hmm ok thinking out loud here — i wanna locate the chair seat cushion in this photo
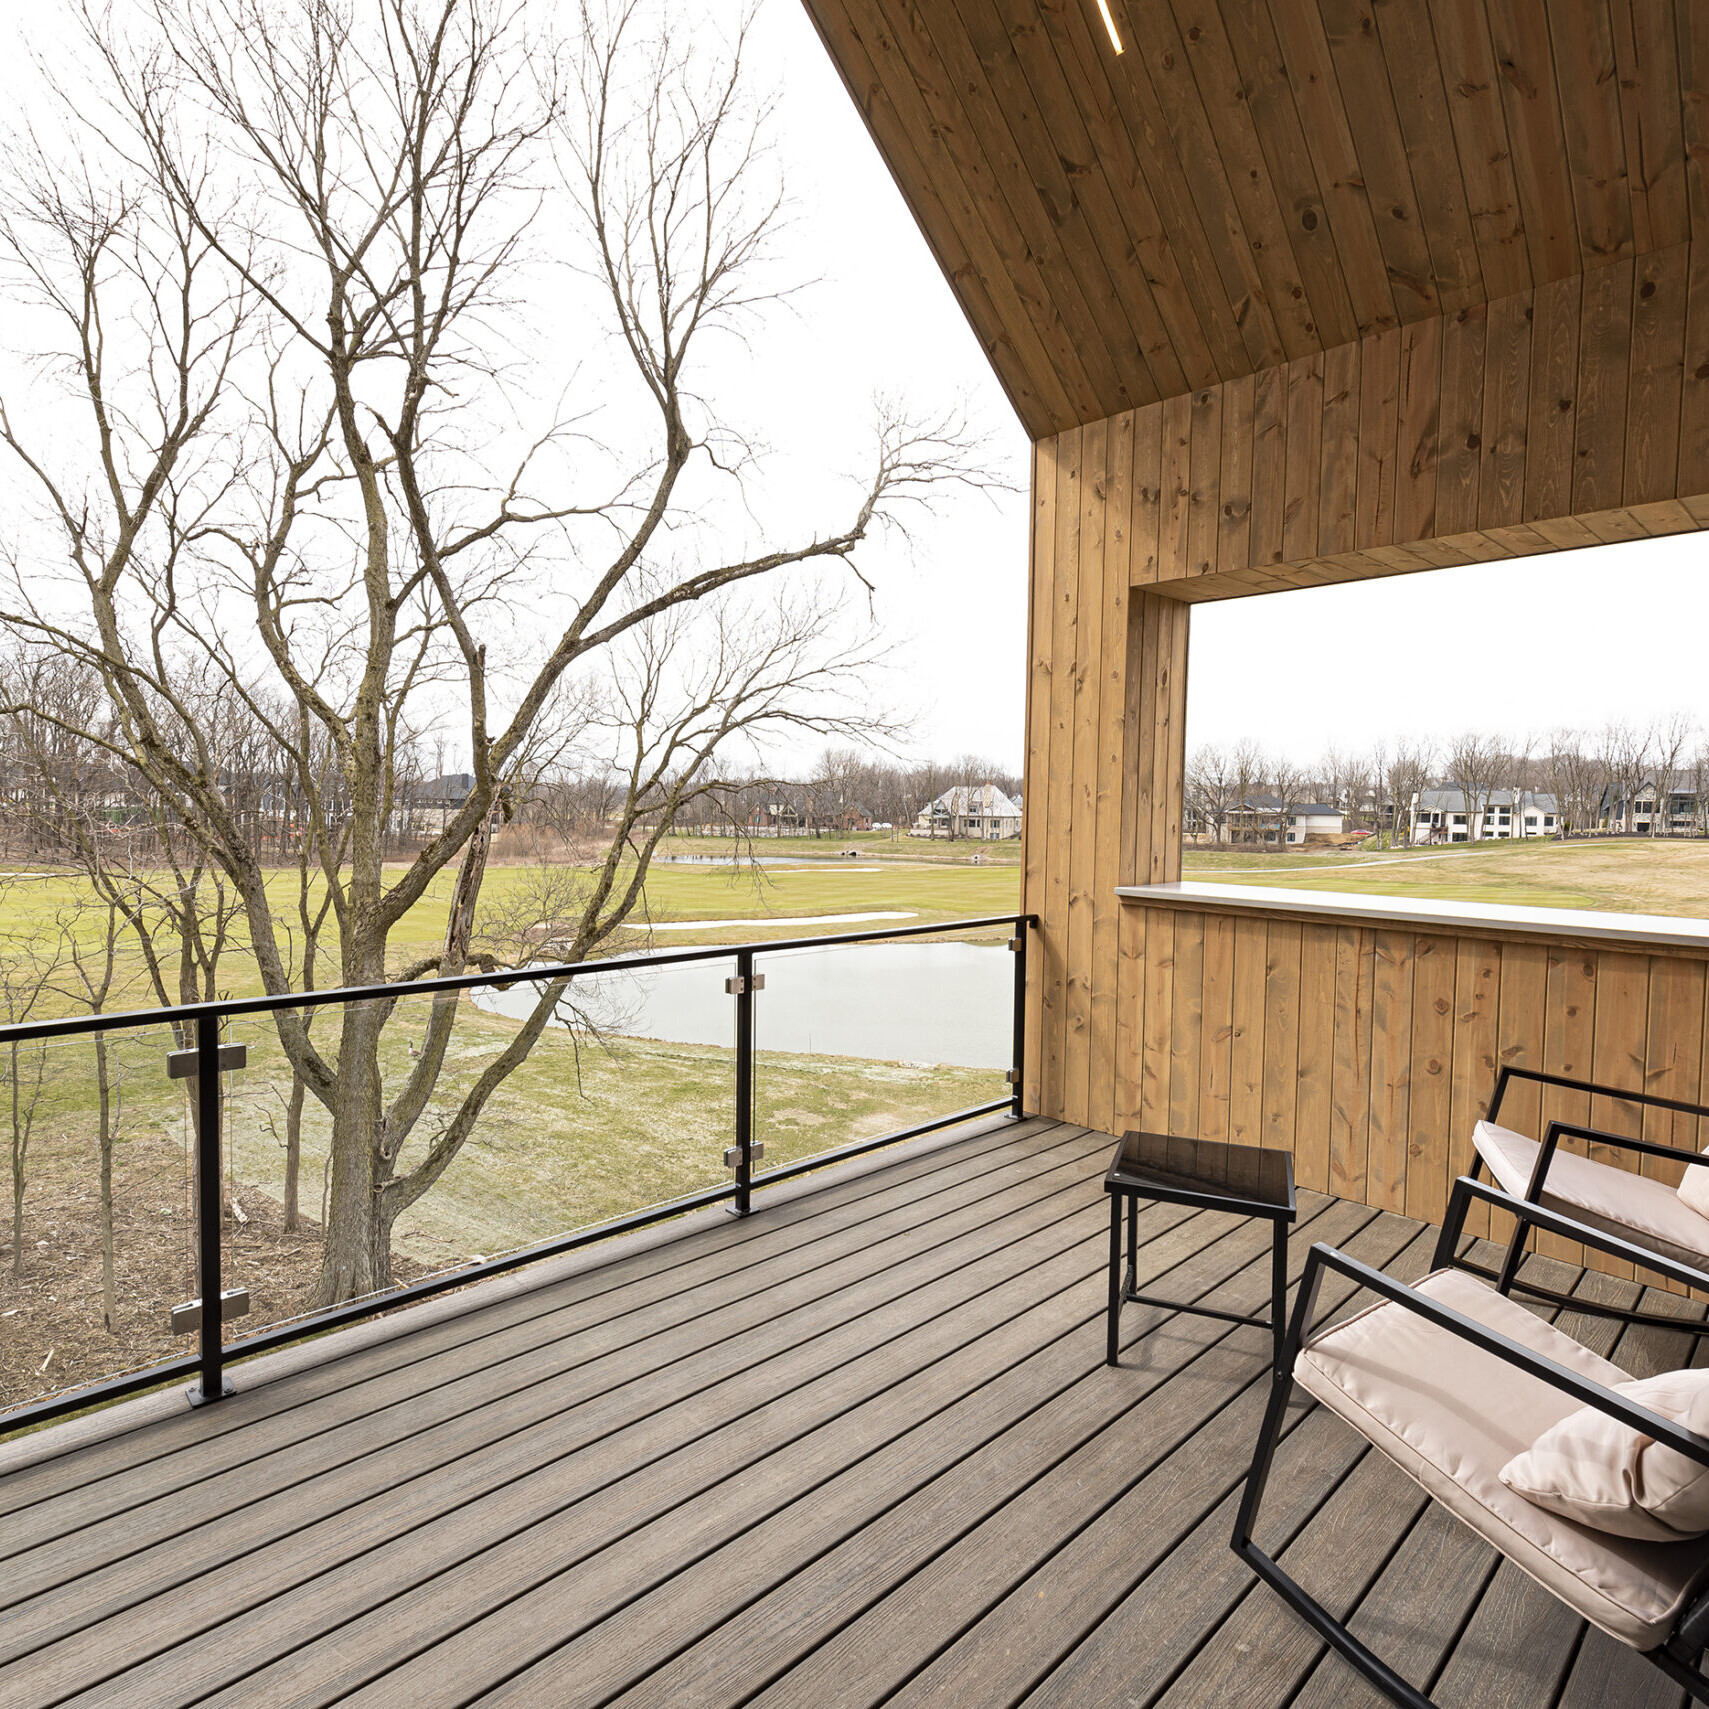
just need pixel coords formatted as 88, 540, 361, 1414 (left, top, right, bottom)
1294, 1268, 1709, 1648
1473, 1120, 1709, 1272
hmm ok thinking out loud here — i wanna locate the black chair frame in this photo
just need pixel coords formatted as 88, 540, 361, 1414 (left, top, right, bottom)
1446, 1065, 1709, 1337
1233, 1181, 1709, 1708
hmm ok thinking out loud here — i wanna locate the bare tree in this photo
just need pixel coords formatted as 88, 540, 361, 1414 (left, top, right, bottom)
1269, 756, 1305, 850
1651, 711, 1696, 838
1186, 744, 1235, 845
1445, 732, 1504, 842
51, 893, 141, 1331
0, 918, 65, 1279
1383, 740, 1434, 847
1545, 730, 1600, 839
1597, 721, 1650, 833
0, 1, 986, 1303
1229, 739, 1265, 846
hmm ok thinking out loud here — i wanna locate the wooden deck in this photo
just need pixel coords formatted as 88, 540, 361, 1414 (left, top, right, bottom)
0, 1114, 1700, 1709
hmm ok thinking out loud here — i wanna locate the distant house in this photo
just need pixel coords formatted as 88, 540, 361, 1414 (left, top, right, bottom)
1599, 780, 1699, 835
910, 784, 1022, 841
1224, 795, 1347, 847
1408, 788, 1558, 844
389, 772, 479, 838
748, 798, 804, 834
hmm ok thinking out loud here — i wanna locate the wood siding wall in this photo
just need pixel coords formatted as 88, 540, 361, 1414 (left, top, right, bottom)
1116, 897, 1709, 1279
1105, 243, 1709, 600
1016, 248, 1709, 1259
1018, 423, 1189, 1133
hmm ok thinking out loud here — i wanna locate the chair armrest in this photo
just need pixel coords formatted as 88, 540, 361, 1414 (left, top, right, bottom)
1547, 1120, 1707, 1168
1519, 1118, 1707, 1204
1441, 1174, 1709, 1296
1296, 1241, 1709, 1470
1489, 1065, 1709, 1126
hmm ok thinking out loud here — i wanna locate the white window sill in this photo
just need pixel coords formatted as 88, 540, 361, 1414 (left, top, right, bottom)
1114, 881, 1709, 953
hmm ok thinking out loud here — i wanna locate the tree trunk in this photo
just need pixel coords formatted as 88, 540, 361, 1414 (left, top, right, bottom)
307, 1000, 390, 1307
283, 1072, 305, 1233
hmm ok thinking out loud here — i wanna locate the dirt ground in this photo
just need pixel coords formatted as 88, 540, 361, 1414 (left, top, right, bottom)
0, 1128, 425, 1420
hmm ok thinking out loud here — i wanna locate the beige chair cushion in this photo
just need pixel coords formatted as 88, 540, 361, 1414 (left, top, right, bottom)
1295, 1267, 1709, 1648
1502, 1370, 1709, 1541
1473, 1120, 1709, 1272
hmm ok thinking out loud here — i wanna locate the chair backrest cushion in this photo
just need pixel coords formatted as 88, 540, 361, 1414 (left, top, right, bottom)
1501, 1369, 1709, 1541
1678, 1156, 1709, 1220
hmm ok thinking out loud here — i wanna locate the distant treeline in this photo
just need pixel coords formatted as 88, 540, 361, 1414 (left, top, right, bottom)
1187, 714, 1708, 843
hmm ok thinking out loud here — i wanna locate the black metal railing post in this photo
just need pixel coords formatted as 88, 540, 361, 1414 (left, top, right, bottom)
733, 947, 755, 1216
192, 1011, 227, 1406
1009, 918, 1027, 1120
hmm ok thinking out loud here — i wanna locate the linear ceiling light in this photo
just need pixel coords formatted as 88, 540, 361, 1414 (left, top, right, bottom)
1094, 0, 1123, 54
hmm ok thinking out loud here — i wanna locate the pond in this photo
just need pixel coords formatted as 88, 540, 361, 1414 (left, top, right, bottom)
473, 939, 1012, 1070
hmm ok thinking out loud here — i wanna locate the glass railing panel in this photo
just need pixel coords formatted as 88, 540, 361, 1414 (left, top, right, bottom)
751, 929, 1012, 1176
0, 1021, 193, 1418
222, 955, 739, 1340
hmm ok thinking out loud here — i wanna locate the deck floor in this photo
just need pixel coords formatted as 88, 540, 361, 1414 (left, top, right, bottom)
0, 1115, 1701, 1708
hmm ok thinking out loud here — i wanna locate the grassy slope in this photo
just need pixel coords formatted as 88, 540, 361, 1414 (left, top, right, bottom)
1179, 837, 1709, 916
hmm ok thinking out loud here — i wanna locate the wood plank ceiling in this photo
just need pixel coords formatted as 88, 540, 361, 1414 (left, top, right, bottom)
801, 0, 1708, 439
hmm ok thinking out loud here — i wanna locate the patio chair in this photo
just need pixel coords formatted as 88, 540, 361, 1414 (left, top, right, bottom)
1232, 1180, 1709, 1709
1445, 1065, 1709, 1336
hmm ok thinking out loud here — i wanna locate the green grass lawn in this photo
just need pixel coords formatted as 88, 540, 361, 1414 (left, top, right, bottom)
1180, 837, 1709, 917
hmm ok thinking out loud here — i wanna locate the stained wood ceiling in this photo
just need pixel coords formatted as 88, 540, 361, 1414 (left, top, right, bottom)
802, 0, 1708, 438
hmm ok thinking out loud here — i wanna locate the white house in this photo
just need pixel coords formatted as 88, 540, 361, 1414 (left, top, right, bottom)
1224, 795, 1347, 846
1409, 788, 1558, 844
1599, 780, 1699, 835
910, 784, 1023, 840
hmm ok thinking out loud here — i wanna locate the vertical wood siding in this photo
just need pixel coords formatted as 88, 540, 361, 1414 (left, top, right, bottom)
1095, 243, 1709, 602
1114, 900, 1709, 1281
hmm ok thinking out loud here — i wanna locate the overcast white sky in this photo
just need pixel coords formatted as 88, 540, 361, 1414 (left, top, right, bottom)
5, 0, 1707, 776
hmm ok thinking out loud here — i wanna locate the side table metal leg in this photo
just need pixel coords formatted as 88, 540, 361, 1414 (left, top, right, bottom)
1272, 1217, 1289, 1377
1125, 1194, 1138, 1297
1107, 1194, 1123, 1367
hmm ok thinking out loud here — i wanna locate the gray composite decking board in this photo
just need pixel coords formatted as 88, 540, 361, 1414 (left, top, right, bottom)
40, 1190, 1208, 1709
1428, 1557, 1586, 1707
1, 1132, 1135, 1705
1150, 1440, 1431, 1708
0, 1124, 1115, 1631
0, 1127, 1121, 1674
908, 1223, 1436, 1709
466, 1197, 1368, 1709
205, 1195, 1338, 1709
4, 1195, 1211, 1692
0, 1115, 1063, 1523
0, 1117, 1084, 1549
715, 1216, 1423, 1709
9, 1209, 1210, 1709
1285, 1504, 1500, 1709
601, 1196, 1361, 1709
1555, 1631, 1688, 1708
0, 1117, 1676, 1709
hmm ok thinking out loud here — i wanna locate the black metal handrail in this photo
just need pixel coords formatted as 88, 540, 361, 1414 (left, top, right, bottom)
1, 911, 1035, 1437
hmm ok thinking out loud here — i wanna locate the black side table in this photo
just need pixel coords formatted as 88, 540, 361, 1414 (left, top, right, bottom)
1105, 1130, 1297, 1375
